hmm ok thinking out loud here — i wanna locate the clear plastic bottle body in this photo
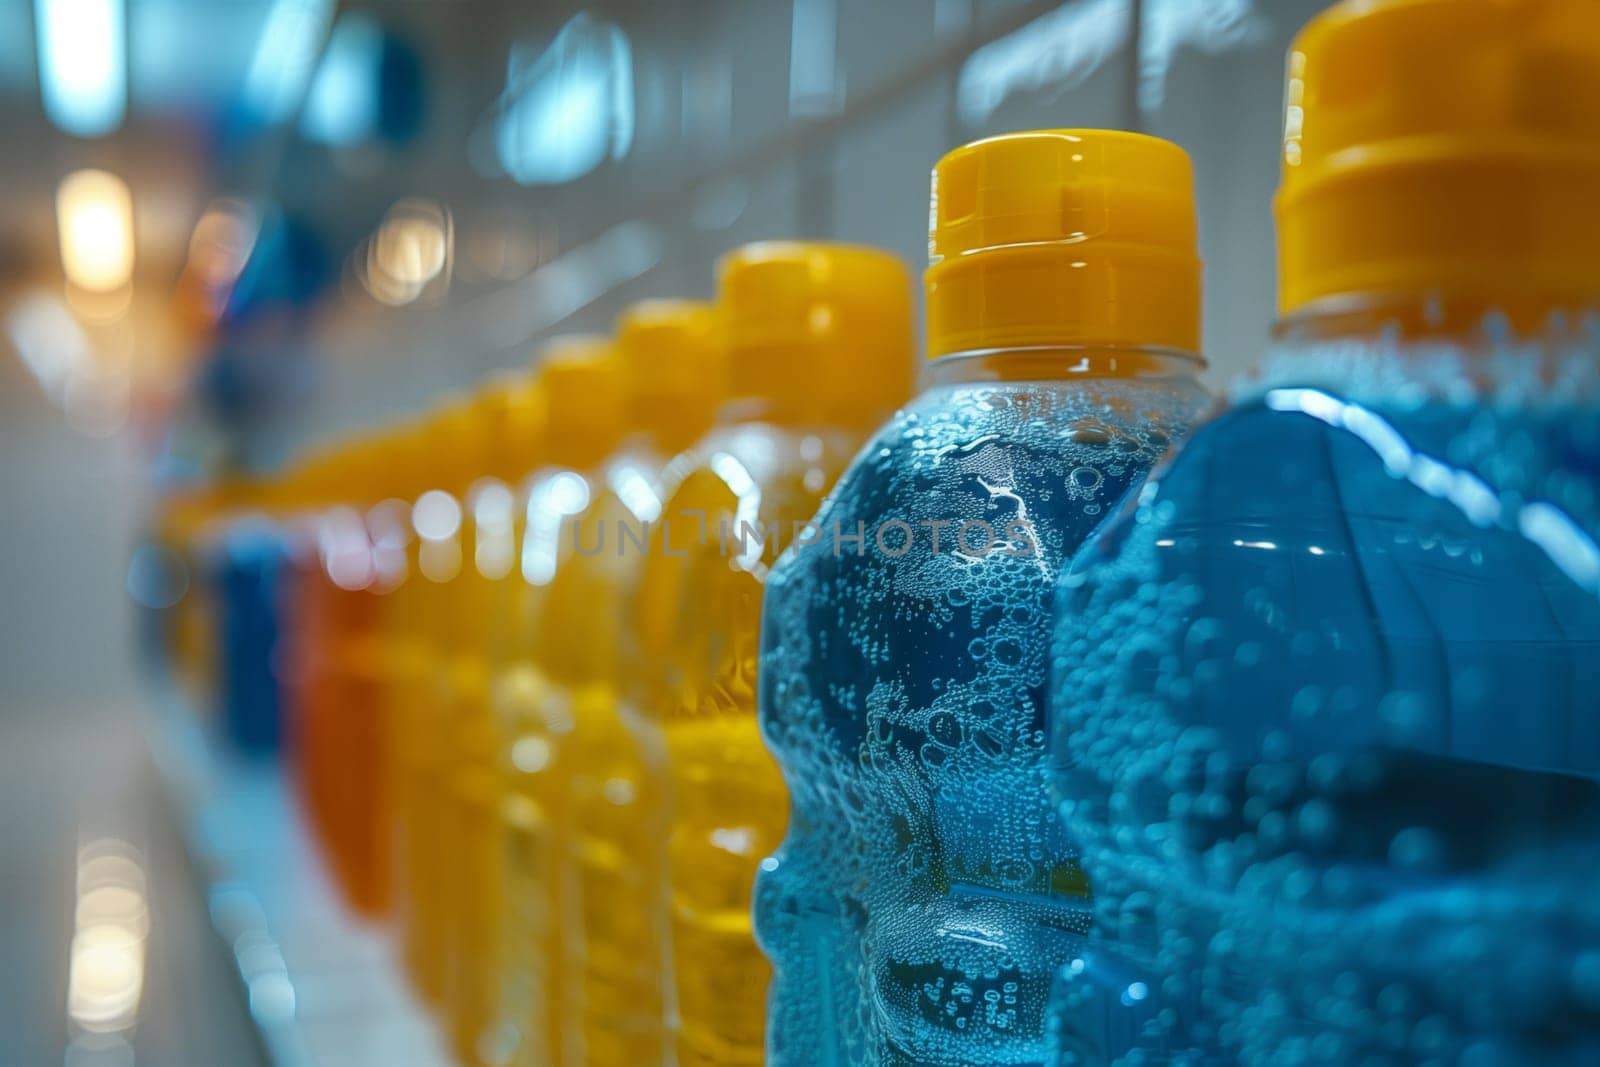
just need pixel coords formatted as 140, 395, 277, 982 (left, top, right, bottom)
487, 464, 570, 1067
532, 441, 676, 1067
391, 499, 463, 999
640, 415, 873, 1066
169, 526, 221, 711
441, 477, 518, 1066
756, 350, 1208, 1066
1047, 303, 1600, 1066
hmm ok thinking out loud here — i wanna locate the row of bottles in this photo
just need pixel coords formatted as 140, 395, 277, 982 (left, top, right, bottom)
148, 1, 1600, 1063
156, 240, 918, 1066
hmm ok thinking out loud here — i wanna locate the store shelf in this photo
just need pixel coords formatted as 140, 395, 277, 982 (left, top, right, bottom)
149, 698, 452, 1067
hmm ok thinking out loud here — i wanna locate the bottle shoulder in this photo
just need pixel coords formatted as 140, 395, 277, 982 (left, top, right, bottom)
650, 422, 863, 534
770, 379, 1208, 576
1084, 387, 1600, 553
1056, 389, 1600, 773
840, 377, 1208, 477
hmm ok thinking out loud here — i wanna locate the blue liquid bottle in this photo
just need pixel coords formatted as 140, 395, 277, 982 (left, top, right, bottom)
217, 505, 289, 755
757, 130, 1210, 1065
1048, 3, 1600, 1064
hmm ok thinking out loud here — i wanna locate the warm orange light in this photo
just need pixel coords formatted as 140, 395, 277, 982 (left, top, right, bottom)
56, 169, 135, 293
67, 839, 148, 1035
363, 199, 451, 306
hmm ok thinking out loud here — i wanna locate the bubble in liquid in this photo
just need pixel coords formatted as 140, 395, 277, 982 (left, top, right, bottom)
758, 373, 1208, 1065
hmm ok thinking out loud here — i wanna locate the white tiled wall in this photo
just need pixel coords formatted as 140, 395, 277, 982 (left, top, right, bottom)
285, 0, 1338, 454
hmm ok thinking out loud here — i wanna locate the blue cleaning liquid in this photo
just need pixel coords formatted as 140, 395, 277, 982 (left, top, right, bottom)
218, 522, 289, 755
1048, 336, 1600, 1066
757, 364, 1207, 1066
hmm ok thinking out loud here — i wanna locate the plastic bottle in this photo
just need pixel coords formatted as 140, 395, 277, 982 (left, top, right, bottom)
289, 437, 394, 916
282, 450, 339, 864
158, 486, 222, 713
214, 475, 289, 756
526, 300, 724, 1065
754, 133, 1209, 1065
371, 423, 434, 989
636, 242, 915, 1065
1048, 3, 1600, 1063
490, 337, 625, 1067
436, 373, 543, 1067
389, 399, 484, 995
145, 489, 202, 706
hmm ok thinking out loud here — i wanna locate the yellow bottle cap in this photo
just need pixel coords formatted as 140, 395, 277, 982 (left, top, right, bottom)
255, 465, 296, 518
535, 335, 626, 470
927, 129, 1201, 360
423, 393, 490, 499
377, 425, 424, 504
334, 437, 378, 509
363, 431, 414, 508
1277, 0, 1600, 317
317, 440, 352, 511
162, 485, 218, 545
718, 241, 913, 426
276, 452, 322, 514
615, 299, 725, 451
475, 371, 545, 486
358, 424, 418, 506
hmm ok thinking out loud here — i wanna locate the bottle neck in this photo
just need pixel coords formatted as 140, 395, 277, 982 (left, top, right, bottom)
722, 338, 909, 435
926, 345, 1203, 388
711, 393, 891, 435
629, 395, 717, 457
541, 427, 622, 472
1253, 290, 1600, 405
1275, 289, 1600, 347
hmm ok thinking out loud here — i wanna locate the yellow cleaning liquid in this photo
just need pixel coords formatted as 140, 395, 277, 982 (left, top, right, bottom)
489, 337, 623, 1067
389, 399, 478, 1004
377, 424, 434, 997
635, 243, 914, 1065
442, 374, 542, 1066
161, 486, 221, 713
534, 300, 724, 1065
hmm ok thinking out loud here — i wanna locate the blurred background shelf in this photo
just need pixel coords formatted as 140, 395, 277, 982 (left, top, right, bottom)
149, 690, 452, 1067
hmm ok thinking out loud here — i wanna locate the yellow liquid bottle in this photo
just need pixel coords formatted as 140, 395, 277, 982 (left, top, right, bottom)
161, 486, 221, 714
388, 400, 480, 1004
635, 244, 914, 1065
534, 301, 724, 1066
489, 337, 623, 1067
443, 373, 543, 1067
377, 424, 435, 996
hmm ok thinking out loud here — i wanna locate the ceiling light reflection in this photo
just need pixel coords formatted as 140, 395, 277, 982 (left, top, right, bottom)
36, 0, 126, 137
67, 839, 147, 1037
496, 12, 633, 186
57, 169, 135, 294
300, 11, 382, 145
789, 0, 841, 116
188, 199, 260, 290
244, 0, 334, 123
361, 199, 452, 306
